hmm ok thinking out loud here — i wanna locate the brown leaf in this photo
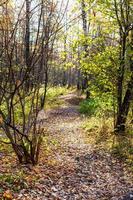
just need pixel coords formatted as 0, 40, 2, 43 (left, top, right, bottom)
0, 115, 3, 124
16, 80, 21, 87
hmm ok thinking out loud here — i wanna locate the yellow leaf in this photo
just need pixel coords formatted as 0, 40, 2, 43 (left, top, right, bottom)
3, 190, 13, 200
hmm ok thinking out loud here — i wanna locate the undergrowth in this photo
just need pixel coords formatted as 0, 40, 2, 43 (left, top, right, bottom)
80, 94, 133, 170
79, 93, 114, 117
82, 117, 133, 169
45, 86, 70, 109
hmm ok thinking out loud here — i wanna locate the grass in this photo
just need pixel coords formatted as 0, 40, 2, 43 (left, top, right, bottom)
82, 116, 133, 169
45, 86, 70, 109
0, 86, 70, 124
79, 98, 99, 116
80, 94, 133, 170
112, 134, 133, 165
79, 94, 114, 117
0, 172, 28, 192
82, 116, 114, 148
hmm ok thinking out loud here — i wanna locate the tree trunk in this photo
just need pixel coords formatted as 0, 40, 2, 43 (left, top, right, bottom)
81, 0, 90, 99
115, 73, 133, 132
115, 30, 133, 133
77, 69, 81, 90
117, 32, 126, 115
25, 0, 30, 66
25, 0, 31, 91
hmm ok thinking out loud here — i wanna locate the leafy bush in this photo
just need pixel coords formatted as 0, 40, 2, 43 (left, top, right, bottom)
79, 94, 115, 117
79, 98, 99, 116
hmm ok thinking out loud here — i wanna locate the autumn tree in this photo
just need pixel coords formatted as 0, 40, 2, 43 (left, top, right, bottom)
0, 0, 68, 165
113, 0, 133, 133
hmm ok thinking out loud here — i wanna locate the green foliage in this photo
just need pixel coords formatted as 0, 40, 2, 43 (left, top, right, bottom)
46, 86, 67, 99
45, 86, 69, 109
79, 98, 99, 116
81, 46, 119, 92
79, 93, 115, 117
0, 172, 28, 192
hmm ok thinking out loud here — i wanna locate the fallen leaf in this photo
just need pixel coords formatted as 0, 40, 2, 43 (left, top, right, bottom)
3, 190, 13, 200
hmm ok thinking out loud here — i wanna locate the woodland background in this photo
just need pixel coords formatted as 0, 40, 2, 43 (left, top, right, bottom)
0, 0, 133, 199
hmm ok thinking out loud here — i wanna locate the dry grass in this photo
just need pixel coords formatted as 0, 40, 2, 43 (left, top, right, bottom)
82, 117, 133, 170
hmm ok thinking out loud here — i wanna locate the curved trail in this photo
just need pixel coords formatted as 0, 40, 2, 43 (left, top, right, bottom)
17, 93, 132, 200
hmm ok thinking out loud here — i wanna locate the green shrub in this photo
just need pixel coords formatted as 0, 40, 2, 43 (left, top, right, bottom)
79, 94, 114, 117
79, 98, 99, 116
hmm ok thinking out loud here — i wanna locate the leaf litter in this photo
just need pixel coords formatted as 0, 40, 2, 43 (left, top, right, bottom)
0, 93, 132, 200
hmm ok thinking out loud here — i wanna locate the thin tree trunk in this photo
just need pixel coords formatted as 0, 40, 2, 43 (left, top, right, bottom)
115, 73, 133, 132
25, 0, 30, 67
117, 32, 126, 115
115, 30, 133, 133
81, 0, 90, 99
25, 0, 30, 90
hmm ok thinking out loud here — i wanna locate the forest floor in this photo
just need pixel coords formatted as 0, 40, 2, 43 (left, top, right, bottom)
0, 92, 133, 200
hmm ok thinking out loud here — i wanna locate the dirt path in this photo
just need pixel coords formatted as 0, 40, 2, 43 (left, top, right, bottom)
16, 93, 133, 199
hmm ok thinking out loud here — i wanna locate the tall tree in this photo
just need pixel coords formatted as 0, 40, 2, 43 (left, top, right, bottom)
114, 0, 133, 132
0, 0, 69, 164
81, 0, 90, 99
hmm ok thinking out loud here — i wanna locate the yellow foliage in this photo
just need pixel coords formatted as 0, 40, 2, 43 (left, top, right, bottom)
3, 190, 13, 200
0, 0, 14, 31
